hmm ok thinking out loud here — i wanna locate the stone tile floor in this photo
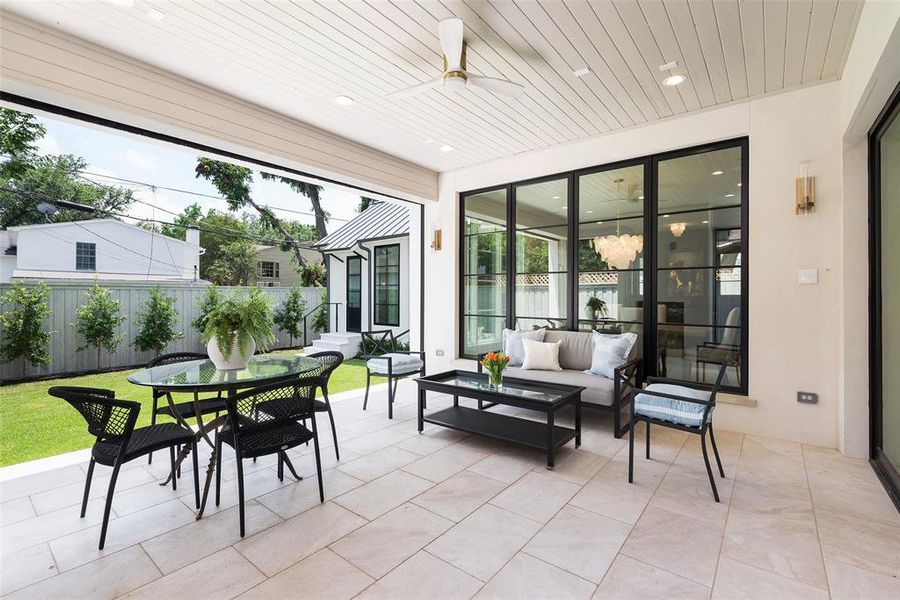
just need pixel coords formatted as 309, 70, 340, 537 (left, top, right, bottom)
1, 381, 898, 599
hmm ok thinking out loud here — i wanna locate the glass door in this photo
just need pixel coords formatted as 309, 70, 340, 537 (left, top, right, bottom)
871, 84, 900, 505
346, 256, 362, 333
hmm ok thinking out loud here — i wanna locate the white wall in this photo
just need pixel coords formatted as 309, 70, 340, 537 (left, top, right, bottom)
426, 81, 847, 449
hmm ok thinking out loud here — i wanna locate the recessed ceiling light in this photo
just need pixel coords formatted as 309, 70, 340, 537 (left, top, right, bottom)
573, 67, 591, 78
334, 95, 354, 106
662, 214, 670, 218
662, 73, 686, 86
106, 0, 135, 6
586, 210, 594, 214
146, 7, 164, 21
561, 206, 567, 210
638, 195, 644, 200
725, 193, 735, 198
424, 137, 435, 144
712, 170, 723, 176
737, 182, 743, 187
440, 144, 454, 152
552, 195, 560, 199
702, 220, 709, 224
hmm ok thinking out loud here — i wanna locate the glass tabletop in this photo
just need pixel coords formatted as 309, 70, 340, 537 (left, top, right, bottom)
433, 373, 570, 403
128, 354, 322, 390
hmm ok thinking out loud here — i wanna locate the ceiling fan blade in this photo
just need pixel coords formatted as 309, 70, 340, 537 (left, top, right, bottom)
467, 75, 525, 97
387, 77, 443, 98
438, 17, 464, 69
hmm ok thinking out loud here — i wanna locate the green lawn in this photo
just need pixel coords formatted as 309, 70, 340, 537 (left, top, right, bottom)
0, 352, 369, 467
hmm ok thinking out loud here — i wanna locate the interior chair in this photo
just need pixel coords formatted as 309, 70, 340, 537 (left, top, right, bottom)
696, 308, 741, 386
147, 352, 225, 465
48, 386, 199, 549
360, 329, 426, 419
628, 362, 730, 502
216, 378, 324, 537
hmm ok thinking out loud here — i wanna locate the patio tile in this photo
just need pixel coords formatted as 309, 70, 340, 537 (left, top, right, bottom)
620, 506, 722, 587
426, 504, 542, 581
411, 470, 506, 522
814, 508, 900, 577
105, 478, 185, 516
0, 496, 35, 526
342, 424, 417, 455
569, 453, 669, 525
536, 448, 610, 485
824, 558, 900, 600
0, 464, 85, 501
402, 443, 489, 483
234, 501, 366, 576
287, 445, 364, 478
49, 499, 197, 572
593, 555, 709, 600
122, 547, 264, 599
330, 502, 453, 578
807, 475, 900, 527
524, 505, 630, 584
254, 469, 363, 519
721, 507, 827, 589
394, 428, 469, 455
356, 551, 483, 600
1, 497, 108, 555
474, 552, 596, 600
183, 467, 295, 516
4, 545, 159, 600
0, 543, 57, 594
648, 463, 732, 528
141, 500, 282, 574
334, 446, 420, 482
729, 478, 813, 524
331, 470, 433, 520
711, 557, 828, 600
802, 445, 882, 488
467, 453, 536, 484
490, 471, 581, 523
28, 466, 156, 515
237, 548, 373, 600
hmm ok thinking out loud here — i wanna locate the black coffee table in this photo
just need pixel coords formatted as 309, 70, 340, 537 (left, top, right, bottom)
415, 370, 584, 468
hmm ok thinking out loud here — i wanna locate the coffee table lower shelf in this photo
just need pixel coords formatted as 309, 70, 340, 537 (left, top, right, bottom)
423, 405, 576, 456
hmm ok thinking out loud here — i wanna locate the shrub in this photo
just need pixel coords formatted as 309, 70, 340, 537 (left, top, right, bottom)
357, 337, 410, 358
0, 282, 53, 378
133, 286, 184, 356
311, 289, 329, 333
192, 286, 221, 335
273, 286, 307, 348
72, 283, 126, 369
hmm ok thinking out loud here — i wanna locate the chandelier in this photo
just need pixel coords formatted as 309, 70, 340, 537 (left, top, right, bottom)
591, 177, 643, 269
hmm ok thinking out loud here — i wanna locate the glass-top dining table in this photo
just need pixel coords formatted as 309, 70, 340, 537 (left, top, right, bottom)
128, 354, 322, 518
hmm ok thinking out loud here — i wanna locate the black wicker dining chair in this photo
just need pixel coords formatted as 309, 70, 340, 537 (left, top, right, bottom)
48, 386, 199, 549
360, 330, 426, 419
304, 351, 344, 459
628, 361, 730, 502
147, 352, 226, 465
215, 377, 324, 537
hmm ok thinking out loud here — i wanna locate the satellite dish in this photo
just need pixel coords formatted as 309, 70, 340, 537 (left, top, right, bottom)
37, 202, 58, 216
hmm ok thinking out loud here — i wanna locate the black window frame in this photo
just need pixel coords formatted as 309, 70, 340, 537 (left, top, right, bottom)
257, 260, 279, 279
373, 243, 400, 327
75, 241, 96, 271
458, 137, 749, 395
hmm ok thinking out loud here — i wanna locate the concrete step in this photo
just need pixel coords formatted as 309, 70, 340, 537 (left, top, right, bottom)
311, 334, 360, 360
319, 332, 361, 343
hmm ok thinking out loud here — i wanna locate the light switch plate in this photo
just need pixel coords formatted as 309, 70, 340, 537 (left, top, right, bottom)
435, 349, 444, 357
798, 269, 818, 285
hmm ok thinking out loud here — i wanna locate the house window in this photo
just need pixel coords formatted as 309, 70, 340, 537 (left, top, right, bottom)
374, 244, 400, 326
258, 261, 279, 278
75, 242, 96, 271
458, 138, 748, 394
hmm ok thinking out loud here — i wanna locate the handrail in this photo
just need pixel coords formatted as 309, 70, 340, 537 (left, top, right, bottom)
302, 302, 342, 348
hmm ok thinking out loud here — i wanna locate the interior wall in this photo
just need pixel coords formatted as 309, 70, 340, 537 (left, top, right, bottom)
426, 82, 845, 449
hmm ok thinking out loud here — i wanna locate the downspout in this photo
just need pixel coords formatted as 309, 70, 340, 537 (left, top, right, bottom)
355, 241, 372, 331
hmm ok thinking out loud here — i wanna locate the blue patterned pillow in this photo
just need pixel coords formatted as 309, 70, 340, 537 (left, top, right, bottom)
585, 331, 637, 378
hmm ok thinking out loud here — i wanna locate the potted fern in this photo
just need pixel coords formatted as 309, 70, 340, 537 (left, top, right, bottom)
202, 288, 276, 370
585, 294, 608, 321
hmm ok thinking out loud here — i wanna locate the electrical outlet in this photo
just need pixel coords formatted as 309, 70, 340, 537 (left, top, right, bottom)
435, 349, 444, 357
797, 392, 818, 404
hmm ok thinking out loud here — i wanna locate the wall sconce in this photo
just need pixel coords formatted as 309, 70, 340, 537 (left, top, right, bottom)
795, 161, 815, 214
669, 222, 686, 237
430, 223, 443, 251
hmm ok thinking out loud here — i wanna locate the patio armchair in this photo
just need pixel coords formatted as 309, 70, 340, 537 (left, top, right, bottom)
361, 329, 426, 419
628, 362, 730, 502
215, 377, 324, 537
48, 386, 199, 549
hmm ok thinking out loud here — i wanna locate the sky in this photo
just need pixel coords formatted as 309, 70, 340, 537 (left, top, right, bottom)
32, 112, 365, 236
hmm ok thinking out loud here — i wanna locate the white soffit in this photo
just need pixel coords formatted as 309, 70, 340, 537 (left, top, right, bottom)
2, 0, 863, 172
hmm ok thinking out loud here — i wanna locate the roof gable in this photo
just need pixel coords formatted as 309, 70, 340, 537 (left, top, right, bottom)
317, 202, 410, 252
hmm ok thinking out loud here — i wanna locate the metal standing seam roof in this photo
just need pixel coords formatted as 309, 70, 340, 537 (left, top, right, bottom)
315, 201, 410, 252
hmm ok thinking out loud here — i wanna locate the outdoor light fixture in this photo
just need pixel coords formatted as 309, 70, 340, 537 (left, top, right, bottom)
431, 223, 443, 251
592, 178, 643, 269
796, 161, 816, 214
669, 222, 686, 237
659, 61, 687, 87
334, 95, 355, 106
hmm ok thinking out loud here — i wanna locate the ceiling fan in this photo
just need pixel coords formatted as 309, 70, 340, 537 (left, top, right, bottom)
388, 17, 525, 99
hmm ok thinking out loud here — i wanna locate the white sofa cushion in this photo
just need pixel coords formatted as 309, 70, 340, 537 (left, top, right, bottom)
502, 328, 546, 366
521, 339, 562, 371
367, 353, 423, 375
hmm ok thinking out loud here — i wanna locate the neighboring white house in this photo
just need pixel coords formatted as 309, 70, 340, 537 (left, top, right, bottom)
247, 244, 322, 288
0, 218, 204, 283
312, 202, 410, 357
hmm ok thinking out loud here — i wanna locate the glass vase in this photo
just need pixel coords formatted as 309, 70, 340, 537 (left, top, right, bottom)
487, 369, 503, 389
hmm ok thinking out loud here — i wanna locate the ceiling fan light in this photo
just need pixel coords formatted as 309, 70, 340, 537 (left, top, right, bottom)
662, 73, 686, 87
444, 73, 467, 92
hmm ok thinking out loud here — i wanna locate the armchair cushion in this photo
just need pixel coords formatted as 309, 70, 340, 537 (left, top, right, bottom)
634, 383, 712, 428
367, 353, 423, 375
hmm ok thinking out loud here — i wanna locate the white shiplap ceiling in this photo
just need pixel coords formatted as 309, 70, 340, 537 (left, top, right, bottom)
2, 0, 863, 172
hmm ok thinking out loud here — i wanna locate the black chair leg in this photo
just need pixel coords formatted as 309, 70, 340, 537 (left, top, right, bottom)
388, 376, 394, 420
148, 404, 156, 465
169, 446, 177, 491
324, 391, 340, 461
628, 418, 635, 483
645, 421, 651, 459
363, 370, 371, 410
311, 412, 324, 503
191, 440, 200, 509
98, 462, 121, 550
81, 458, 95, 518
700, 432, 720, 502
235, 454, 246, 537
277, 452, 284, 482
215, 432, 222, 507
708, 424, 725, 478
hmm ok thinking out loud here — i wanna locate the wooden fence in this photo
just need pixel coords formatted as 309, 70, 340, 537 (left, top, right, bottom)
0, 282, 324, 382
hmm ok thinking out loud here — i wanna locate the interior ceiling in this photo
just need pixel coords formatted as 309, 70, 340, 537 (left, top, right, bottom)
3, 0, 862, 172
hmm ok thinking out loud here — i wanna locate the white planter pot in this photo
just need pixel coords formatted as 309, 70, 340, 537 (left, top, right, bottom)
207, 335, 255, 370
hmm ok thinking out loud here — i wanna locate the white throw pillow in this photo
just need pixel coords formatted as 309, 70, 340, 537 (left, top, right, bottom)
521, 338, 562, 371
502, 328, 546, 367
585, 331, 638, 378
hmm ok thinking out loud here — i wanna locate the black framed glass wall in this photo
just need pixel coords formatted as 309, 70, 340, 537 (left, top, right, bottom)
374, 244, 400, 326
458, 138, 748, 394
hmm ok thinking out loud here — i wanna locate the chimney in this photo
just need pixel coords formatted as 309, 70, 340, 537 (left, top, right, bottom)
185, 227, 201, 281
185, 226, 200, 247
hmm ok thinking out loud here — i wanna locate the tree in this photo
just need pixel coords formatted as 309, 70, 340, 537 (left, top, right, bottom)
312, 289, 329, 333
300, 262, 327, 287
133, 286, 184, 356
72, 283, 126, 370
259, 172, 328, 240
273, 286, 307, 348
358, 196, 379, 213
0, 108, 46, 180
192, 286, 221, 335
205, 239, 256, 285
0, 282, 53, 378
242, 212, 317, 245
159, 202, 203, 240
194, 210, 256, 285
